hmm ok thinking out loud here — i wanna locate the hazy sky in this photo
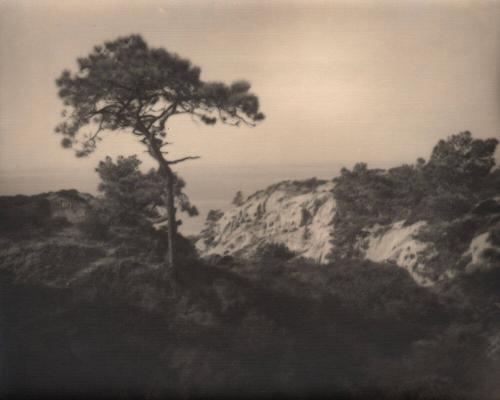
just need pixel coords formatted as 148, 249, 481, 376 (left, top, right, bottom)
1, 0, 500, 232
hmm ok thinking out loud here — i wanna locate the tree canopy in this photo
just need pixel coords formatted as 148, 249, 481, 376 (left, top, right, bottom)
55, 34, 264, 158
425, 131, 498, 191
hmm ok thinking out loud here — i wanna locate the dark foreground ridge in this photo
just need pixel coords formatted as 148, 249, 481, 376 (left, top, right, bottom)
1, 211, 499, 399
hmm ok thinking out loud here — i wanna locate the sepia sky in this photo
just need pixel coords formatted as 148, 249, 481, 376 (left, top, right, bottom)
1, 0, 500, 231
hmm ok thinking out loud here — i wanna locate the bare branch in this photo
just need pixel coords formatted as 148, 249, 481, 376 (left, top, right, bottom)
167, 156, 201, 165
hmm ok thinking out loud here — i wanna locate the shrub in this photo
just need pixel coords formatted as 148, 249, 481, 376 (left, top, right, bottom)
42, 216, 70, 235
149, 226, 199, 264
78, 209, 110, 240
258, 242, 295, 262
415, 192, 473, 222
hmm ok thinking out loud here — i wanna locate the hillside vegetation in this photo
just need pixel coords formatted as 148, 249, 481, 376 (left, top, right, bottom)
1, 132, 499, 399
4, 228, 499, 399
331, 132, 499, 263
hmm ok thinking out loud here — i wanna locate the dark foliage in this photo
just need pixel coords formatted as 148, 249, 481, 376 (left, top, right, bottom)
78, 208, 110, 240
331, 132, 498, 261
2, 247, 495, 400
0, 193, 75, 239
232, 190, 245, 206
425, 131, 498, 192
0, 197, 51, 232
55, 35, 265, 157
94, 155, 197, 229
200, 209, 225, 247
257, 242, 296, 263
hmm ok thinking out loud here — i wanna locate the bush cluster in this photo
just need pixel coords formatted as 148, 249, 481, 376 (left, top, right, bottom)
331, 132, 498, 261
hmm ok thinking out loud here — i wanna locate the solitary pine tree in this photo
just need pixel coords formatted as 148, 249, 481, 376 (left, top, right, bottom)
55, 35, 264, 270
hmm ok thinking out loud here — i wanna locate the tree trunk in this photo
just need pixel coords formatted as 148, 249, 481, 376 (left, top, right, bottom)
163, 165, 177, 269
144, 133, 178, 272
151, 148, 178, 271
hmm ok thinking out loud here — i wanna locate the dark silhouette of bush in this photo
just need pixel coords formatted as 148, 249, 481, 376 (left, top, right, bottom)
258, 242, 296, 262
0, 197, 52, 239
78, 209, 110, 240
152, 227, 199, 265
472, 198, 500, 216
415, 191, 473, 222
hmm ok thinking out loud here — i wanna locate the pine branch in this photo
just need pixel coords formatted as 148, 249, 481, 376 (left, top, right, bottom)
167, 156, 201, 165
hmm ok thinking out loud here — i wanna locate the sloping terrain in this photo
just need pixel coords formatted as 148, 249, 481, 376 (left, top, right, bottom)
2, 220, 498, 399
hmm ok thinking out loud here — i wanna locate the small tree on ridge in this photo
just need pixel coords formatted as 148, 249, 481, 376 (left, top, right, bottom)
95, 155, 197, 228
232, 191, 245, 207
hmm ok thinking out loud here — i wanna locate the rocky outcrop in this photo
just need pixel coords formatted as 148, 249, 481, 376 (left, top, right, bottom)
196, 179, 336, 263
197, 179, 500, 286
463, 221, 500, 273
360, 221, 437, 286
